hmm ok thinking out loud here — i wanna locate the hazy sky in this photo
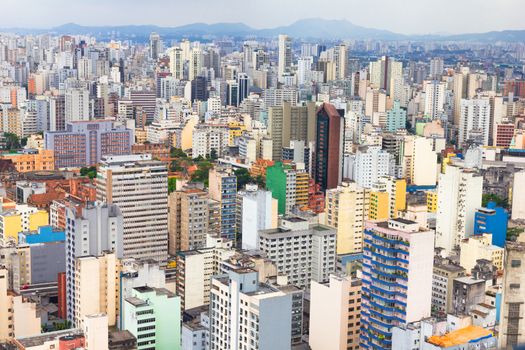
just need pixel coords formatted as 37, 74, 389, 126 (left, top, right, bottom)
2, 0, 524, 35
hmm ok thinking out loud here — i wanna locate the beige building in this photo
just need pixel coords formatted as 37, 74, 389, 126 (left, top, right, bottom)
459, 234, 504, 274
168, 186, 209, 254
96, 154, 168, 262
432, 260, 466, 316
325, 182, 370, 254
73, 252, 119, 328
403, 136, 438, 186
0, 268, 41, 342
499, 234, 525, 349
309, 275, 362, 350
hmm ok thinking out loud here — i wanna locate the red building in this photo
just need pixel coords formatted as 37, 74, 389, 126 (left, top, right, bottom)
57, 272, 67, 320
495, 123, 515, 148
308, 179, 325, 214
504, 79, 525, 98
59, 334, 86, 349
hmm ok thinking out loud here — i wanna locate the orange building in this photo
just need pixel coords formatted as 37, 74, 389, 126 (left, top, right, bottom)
250, 159, 274, 178
0, 149, 54, 172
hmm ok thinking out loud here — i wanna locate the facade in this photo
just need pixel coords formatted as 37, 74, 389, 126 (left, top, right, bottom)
351, 146, 392, 189
474, 202, 508, 248
386, 100, 406, 132
258, 217, 336, 288
0, 149, 54, 172
459, 234, 504, 273
360, 219, 434, 349
498, 236, 525, 349
451, 276, 486, 315
431, 260, 465, 317
325, 181, 370, 254
96, 154, 169, 262
511, 171, 525, 221
459, 98, 491, 147
309, 275, 362, 350
45, 121, 133, 168
65, 203, 123, 324
314, 103, 343, 191
0, 205, 48, 242
124, 286, 181, 350
435, 166, 482, 255
209, 269, 293, 350
208, 166, 237, 241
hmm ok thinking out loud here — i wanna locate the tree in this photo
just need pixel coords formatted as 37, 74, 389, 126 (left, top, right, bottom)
80, 166, 97, 179
209, 148, 218, 160
482, 193, 508, 208
4, 133, 20, 150
168, 178, 177, 193
234, 168, 254, 190
191, 160, 214, 187
170, 147, 188, 159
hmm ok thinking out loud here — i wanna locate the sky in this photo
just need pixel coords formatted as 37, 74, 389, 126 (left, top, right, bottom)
2, 0, 524, 35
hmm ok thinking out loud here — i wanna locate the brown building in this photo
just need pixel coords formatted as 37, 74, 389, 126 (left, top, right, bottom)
314, 103, 343, 192
0, 149, 54, 173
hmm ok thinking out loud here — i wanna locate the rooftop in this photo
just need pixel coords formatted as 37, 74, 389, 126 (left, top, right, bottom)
426, 326, 493, 347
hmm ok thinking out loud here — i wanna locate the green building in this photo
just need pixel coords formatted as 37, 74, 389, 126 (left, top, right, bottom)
123, 286, 181, 350
266, 162, 290, 215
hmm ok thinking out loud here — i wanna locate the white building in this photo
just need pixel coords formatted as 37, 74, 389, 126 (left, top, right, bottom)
258, 217, 336, 288
459, 98, 491, 147
65, 88, 90, 122
278, 34, 292, 83
511, 171, 525, 220
423, 80, 446, 119
192, 124, 229, 159
351, 145, 392, 189
435, 166, 483, 255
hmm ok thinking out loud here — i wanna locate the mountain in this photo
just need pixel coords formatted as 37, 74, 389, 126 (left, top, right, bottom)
2, 19, 525, 42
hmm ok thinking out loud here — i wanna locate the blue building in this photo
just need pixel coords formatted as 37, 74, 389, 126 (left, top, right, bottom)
18, 225, 65, 244
473, 201, 508, 248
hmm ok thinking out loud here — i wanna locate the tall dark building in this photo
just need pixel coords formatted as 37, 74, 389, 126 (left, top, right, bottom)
314, 103, 343, 192
191, 76, 208, 102
237, 73, 249, 105
226, 80, 239, 107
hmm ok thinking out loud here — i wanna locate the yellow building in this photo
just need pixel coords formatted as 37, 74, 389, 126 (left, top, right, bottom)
427, 190, 438, 213
228, 121, 246, 146
369, 191, 390, 220
325, 182, 370, 254
0, 206, 49, 242
459, 234, 504, 274
0, 149, 54, 172
441, 153, 457, 173
295, 171, 309, 208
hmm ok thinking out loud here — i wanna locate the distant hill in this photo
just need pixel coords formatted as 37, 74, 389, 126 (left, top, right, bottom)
1, 19, 525, 42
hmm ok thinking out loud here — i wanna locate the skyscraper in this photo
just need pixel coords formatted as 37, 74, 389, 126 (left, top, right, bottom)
96, 154, 169, 262
314, 103, 344, 191
149, 32, 161, 60
278, 34, 292, 83
459, 98, 491, 147
169, 46, 184, 79
208, 166, 237, 241
423, 80, 446, 119
360, 219, 434, 349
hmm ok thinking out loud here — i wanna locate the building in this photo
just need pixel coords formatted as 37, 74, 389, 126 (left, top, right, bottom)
314, 103, 343, 191
237, 185, 277, 250
0, 205, 48, 242
266, 161, 298, 215
360, 219, 434, 349
512, 171, 525, 221
351, 146, 392, 189
65, 203, 123, 324
459, 234, 504, 274
209, 269, 295, 350
474, 202, 508, 247
45, 121, 133, 168
258, 217, 336, 288
324, 182, 370, 254
182, 307, 210, 350
403, 136, 438, 186
452, 276, 486, 315
72, 253, 119, 328
0, 149, 54, 172
386, 100, 406, 132
208, 166, 237, 241
309, 275, 362, 350
96, 154, 169, 262
459, 98, 491, 147
268, 102, 316, 161
423, 80, 446, 119
498, 235, 525, 349
175, 237, 235, 310
168, 186, 210, 253
432, 260, 465, 317
123, 286, 181, 350
278, 34, 292, 82
435, 166, 482, 255
64, 88, 90, 122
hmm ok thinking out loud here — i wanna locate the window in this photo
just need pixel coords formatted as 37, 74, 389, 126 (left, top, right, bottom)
511, 260, 521, 268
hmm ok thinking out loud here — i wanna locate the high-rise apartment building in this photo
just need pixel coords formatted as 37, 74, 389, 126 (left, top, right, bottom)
360, 219, 434, 349
96, 154, 169, 262
350, 145, 392, 189
45, 121, 133, 168
435, 166, 482, 255
278, 34, 292, 83
423, 80, 446, 119
314, 103, 344, 191
325, 181, 370, 254
258, 217, 336, 288
169, 46, 184, 79
149, 32, 161, 60
499, 235, 525, 349
64, 88, 89, 123
309, 275, 362, 350
65, 203, 123, 324
268, 101, 316, 161
208, 166, 237, 241
209, 269, 296, 350
459, 98, 491, 147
